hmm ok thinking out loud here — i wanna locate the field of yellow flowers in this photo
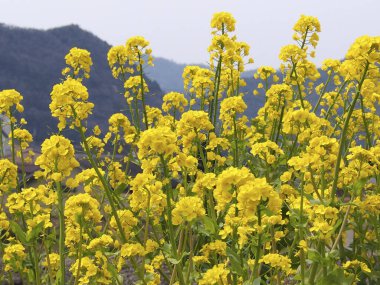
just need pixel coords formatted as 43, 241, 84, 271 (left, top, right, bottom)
0, 12, 379, 285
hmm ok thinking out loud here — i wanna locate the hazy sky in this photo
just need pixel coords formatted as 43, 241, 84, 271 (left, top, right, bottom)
1, 0, 379, 68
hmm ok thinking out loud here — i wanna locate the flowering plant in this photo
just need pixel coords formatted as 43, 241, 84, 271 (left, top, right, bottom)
0, 12, 379, 285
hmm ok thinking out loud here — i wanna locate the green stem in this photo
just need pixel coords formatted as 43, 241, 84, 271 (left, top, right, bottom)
359, 95, 372, 148
9, 108, 16, 164
299, 178, 305, 285
313, 71, 332, 113
233, 115, 239, 167
253, 205, 262, 279
56, 179, 65, 285
324, 80, 349, 120
186, 225, 194, 284
330, 62, 369, 202
74, 221, 83, 285
138, 53, 149, 130
72, 113, 126, 243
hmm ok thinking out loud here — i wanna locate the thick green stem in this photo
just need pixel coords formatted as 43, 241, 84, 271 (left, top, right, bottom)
138, 53, 149, 130
232, 115, 239, 167
74, 117, 126, 243
330, 62, 369, 201
313, 72, 332, 113
74, 221, 83, 285
56, 179, 66, 285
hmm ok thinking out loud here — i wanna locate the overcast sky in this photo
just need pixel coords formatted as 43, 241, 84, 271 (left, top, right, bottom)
1, 0, 379, 68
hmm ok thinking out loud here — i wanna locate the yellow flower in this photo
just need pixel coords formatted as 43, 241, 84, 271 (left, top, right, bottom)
110, 210, 138, 239
69, 256, 98, 285
129, 173, 167, 221
172, 196, 205, 225
42, 253, 60, 273
124, 75, 149, 100
214, 167, 254, 212
177, 110, 214, 152
65, 193, 102, 224
198, 263, 230, 285
107, 45, 133, 78
250, 140, 284, 164
162, 92, 188, 115
107, 113, 136, 143
292, 15, 321, 48
200, 240, 227, 258
9, 128, 33, 150
219, 96, 247, 121
87, 234, 114, 250
3, 242, 26, 272
62, 47, 93, 79
120, 242, 146, 257
125, 36, 153, 67
49, 78, 94, 130
0, 159, 18, 194
34, 135, 79, 182
259, 253, 294, 275
0, 89, 24, 117
343, 260, 371, 273
211, 12, 236, 33
137, 126, 178, 160
339, 35, 380, 81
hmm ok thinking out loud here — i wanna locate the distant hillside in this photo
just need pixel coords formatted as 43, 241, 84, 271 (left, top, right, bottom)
146, 57, 330, 118
145, 57, 208, 93
0, 24, 163, 143
0, 23, 333, 145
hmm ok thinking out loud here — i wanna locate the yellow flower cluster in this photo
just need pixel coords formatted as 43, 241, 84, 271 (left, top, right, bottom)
259, 253, 294, 275
198, 263, 230, 285
125, 36, 153, 67
0, 89, 24, 118
137, 126, 178, 161
69, 252, 111, 285
62, 47, 93, 80
3, 242, 26, 272
34, 135, 79, 182
9, 128, 33, 150
0, 159, 18, 193
108, 36, 153, 79
177, 110, 214, 152
292, 15, 321, 48
162, 92, 188, 115
1, 11, 380, 285
172, 196, 205, 225
49, 78, 94, 130
250, 140, 284, 164
343, 260, 371, 273
340, 35, 380, 81
6, 185, 56, 233
124, 75, 149, 102
129, 173, 166, 221
210, 12, 236, 34
106, 113, 136, 143
65, 193, 102, 251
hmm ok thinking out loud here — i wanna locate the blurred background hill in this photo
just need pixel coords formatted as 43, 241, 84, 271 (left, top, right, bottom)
0, 24, 162, 144
0, 24, 329, 144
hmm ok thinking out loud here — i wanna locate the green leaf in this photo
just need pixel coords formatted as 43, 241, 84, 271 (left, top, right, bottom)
226, 247, 243, 275
167, 252, 190, 265
114, 183, 128, 195
10, 221, 27, 244
307, 248, 322, 263
167, 257, 182, 265
243, 278, 261, 285
201, 216, 217, 236
26, 221, 44, 242
315, 267, 354, 285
